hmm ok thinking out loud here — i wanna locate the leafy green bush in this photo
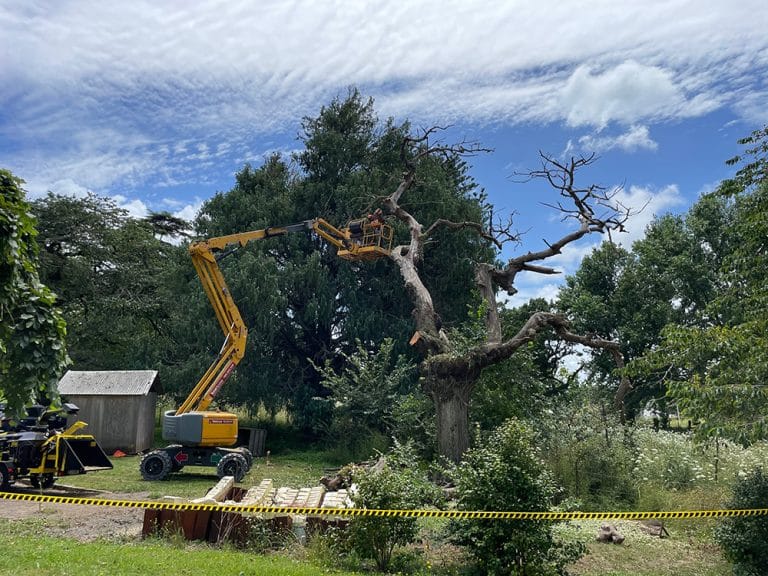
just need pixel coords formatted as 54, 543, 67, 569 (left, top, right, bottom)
348, 442, 443, 572
314, 338, 416, 460
715, 468, 768, 576
450, 419, 585, 575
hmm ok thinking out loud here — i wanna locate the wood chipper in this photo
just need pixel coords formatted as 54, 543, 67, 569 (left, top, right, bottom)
0, 403, 112, 490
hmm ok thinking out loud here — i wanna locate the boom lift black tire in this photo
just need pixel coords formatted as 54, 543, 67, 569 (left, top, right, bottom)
217, 453, 247, 482
240, 448, 253, 470
30, 473, 55, 489
140, 450, 173, 481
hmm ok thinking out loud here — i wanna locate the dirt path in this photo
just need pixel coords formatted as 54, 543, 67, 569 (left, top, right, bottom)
0, 483, 148, 541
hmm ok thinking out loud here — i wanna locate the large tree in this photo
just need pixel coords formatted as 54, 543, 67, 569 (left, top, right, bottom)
557, 193, 729, 421
631, 127, 768, 443
0, 170, 68, 412
377, 136, 634, 462
32, 192, 183, 371
184, 91, 490, 430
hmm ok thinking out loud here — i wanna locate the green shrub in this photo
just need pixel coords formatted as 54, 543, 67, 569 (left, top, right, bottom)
714, 468, 768, 576
548, 428, 637, 510
348, 442, 443, 572
450, 419, 585, 575
314, 338, 416, 460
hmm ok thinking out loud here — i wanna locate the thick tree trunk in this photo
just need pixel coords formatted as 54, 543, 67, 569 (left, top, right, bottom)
427, 379, 473, 464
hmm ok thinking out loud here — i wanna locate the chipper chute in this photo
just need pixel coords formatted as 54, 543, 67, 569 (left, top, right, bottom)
54, 434, 113, 474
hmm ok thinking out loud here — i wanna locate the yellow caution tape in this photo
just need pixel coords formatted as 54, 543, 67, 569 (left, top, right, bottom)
1, 491, 766, 520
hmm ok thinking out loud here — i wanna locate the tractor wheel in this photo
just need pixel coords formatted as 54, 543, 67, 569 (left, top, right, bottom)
29, 473, 55, 489
0, 465, 10, 490
140, 450, 173, 481
216, 453, 247, 482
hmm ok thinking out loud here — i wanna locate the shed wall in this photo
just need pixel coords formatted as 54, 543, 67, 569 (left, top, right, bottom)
66, 393, 157, 454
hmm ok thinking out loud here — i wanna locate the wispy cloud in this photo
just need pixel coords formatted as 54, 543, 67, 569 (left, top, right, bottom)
578, 125, 658, 153
1, 0, 766, 208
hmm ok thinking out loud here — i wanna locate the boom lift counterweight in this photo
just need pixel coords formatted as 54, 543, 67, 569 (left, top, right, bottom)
140, 216, 392, 481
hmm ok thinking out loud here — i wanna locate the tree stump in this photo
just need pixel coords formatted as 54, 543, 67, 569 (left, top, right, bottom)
597, 523, 625, 544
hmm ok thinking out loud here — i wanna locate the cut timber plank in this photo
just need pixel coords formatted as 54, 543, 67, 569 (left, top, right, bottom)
306, 486, 326, 508
240, 479, 275, 506
192, 476, 234, 503
274, 487, 299, 507
322, 489, 351, 509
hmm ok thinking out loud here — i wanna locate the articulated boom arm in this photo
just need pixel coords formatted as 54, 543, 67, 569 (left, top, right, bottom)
174, 217, 392, 416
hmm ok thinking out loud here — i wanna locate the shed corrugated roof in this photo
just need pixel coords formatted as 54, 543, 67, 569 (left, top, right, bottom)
57, 370, 159, 396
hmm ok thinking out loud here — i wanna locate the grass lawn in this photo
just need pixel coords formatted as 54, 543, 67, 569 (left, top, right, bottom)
0, 518, 363, 576
559, 520, 730, 576
60, 449, 341, 500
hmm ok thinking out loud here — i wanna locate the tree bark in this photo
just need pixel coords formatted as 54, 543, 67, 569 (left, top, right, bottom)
426, 377, 473, 464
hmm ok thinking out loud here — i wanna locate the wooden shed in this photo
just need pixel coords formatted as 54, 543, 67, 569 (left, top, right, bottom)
57, 370, 160, 454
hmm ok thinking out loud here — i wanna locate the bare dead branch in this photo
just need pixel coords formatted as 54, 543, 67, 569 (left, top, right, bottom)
384, 126, 495, 261
488, 211, 523, 247
517, 152, 640, 234
487, 151, 647, 294
404, 126, 493, 165
422, 219, 502, 249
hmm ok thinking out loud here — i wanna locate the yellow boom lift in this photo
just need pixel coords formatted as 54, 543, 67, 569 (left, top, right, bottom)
140, 215, 392, 481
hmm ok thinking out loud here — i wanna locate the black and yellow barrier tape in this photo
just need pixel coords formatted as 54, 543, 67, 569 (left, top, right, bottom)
1, 491, 766, 520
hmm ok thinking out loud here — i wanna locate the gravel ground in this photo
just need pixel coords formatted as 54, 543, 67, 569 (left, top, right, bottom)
0, 482, 148, 541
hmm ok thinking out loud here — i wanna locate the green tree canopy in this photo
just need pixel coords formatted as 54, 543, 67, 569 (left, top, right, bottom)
0, 170, 68, 412
629, 126, 768, 443
32, 192, 184, 371
558, 193, 729, 420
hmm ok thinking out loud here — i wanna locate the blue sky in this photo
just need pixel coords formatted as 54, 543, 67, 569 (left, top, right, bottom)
2, 0, 766, 304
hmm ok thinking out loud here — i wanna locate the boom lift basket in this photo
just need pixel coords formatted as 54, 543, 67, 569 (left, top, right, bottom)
338, 220, 393, 261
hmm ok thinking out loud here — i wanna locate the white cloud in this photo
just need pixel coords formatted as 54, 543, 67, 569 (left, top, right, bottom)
578, 125, 658, 153
46, 179, 91, 199
560, 61, 712, 128
112, 195, 149, 219
613, 184, 685, 247
732, 90, 768, 126
173, 200, 203, 223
